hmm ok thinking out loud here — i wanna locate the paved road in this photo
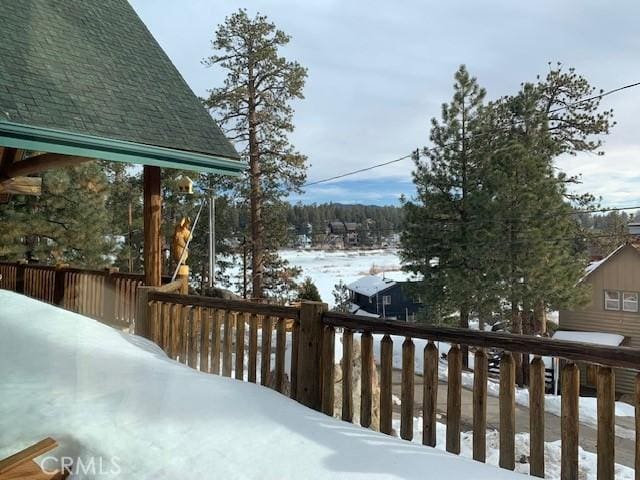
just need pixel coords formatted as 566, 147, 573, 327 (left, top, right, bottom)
389, 369, 636, 468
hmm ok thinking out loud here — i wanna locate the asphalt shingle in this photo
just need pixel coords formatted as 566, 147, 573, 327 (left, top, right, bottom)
0, 0, 239, 160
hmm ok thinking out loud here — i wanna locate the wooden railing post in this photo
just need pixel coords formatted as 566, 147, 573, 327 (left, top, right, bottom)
15, 261, 26, 294
561, 362, 580, 480
52, 264, 67, 306
102, 267, 118, 323
135, 286, 153, 338
296, 301, 327, 411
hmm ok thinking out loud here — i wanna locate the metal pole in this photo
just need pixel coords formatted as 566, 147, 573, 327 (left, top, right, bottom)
208, 192, 215, 288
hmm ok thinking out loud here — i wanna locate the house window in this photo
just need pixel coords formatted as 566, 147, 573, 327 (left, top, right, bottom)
382, 295, 391, 306
604, 290, 620, 311
623, 292, 639, 312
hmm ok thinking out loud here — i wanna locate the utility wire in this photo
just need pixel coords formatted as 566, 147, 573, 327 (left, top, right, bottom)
302, 79, 640, 188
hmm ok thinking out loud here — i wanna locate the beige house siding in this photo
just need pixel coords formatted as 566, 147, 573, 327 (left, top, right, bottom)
559, 244, 640, 394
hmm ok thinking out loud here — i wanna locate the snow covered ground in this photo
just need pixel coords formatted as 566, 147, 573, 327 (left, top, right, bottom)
0, 291, 522, 479
391, 418, 635, 480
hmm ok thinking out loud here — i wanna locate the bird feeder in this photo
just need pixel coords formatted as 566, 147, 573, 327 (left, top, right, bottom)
177, 175, 193, 195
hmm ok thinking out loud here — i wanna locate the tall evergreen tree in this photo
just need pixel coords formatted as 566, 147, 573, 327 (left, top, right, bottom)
204, 9, 308, 299
401, 65, 490, 334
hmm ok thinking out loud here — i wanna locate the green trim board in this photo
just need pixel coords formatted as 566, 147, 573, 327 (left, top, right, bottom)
0, 121, 246, 176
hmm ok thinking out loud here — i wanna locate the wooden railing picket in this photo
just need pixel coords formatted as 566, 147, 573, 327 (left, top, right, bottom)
499, 351, 515, 470
561, 362, 579, 480
446, 344, 462, 454
529, 356, 545, 478
235, 312, 247, 381
199, 306, 210, 372
169, 303, 184, 362
260, 315, 273, 386
248, 313, 258, 382
188, 307, 198, 369
275, 317, 286, 392
379, 334, 393, 435
597, 366, 615, 480
160, 302, 170, 353
423, 341, 438, 447
290, 320, 299, 399
210, 310, 221, 374
321, 325, 335, 416
400, 337, 415, 441
222, 310, 233, 377
341, 328, 354, 423
360, 331, 373, 428
473, 348, 487, 462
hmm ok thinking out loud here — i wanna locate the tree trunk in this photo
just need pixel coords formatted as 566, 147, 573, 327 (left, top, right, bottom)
533, 299, 546, 335
460, 304, 469, 368
248, 64, 263, 299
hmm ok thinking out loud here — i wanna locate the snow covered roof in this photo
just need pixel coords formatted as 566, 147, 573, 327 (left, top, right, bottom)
347, 271, 421, 297
581, 243, 640, 282
552, 330, 624, 346
0, 291, 521, 479
348, 303, 380, 318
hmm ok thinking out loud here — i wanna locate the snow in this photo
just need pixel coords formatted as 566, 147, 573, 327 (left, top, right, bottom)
347, 274, 396, 297
0, 291, 521, 479
392, 418, 635, 480
279, 248, 403, 305
552, 330, 624, 346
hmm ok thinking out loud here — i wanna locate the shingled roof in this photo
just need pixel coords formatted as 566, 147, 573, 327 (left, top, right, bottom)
0, 0, 242, 174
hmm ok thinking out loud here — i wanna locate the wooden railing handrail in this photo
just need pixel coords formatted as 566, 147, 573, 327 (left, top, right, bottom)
148, 291, 301, 320
323, 311, 640, 370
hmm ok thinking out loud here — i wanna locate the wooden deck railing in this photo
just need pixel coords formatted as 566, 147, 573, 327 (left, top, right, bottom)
3, 264, 639, 480
0, 261, 173, 328
138, 293, 640, 480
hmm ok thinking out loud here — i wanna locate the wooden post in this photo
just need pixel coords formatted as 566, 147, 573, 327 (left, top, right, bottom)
260, 316, 272, 386
248, 313, 258, 382
222, 310, 233, 377
342, 329, 354, 422
529, 356, 545, 478
296, 301, 327, 411
134, 286, 153, 338
143, 165, 162, 287
321, 325, 335, 416
235, 312, 247, 381
15, 261, 25, 295
561, 362, 579, 480
499, 352, 516, 470
290, 320, 299, 399
102, 267, 118, 323
473, 349, 487, 462
380, 334, 393, 435
401, 337, 415, 441
210, 310, 222, 374
597, 366, 615, 480
275, 317, 286, 392
199, 307, 209, 371
52, 265, 67, 307
446, 344, 462, 454
423, 341, 438, 447
360, 331, 373, 428
636, 374, 640, 480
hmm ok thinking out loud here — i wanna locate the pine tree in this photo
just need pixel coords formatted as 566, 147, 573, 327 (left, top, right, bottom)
204, 9, 308, 299
332, 280, 351, 312
0, 161, 114, 266
401, 65, 490, 332
297, 276, 322, 302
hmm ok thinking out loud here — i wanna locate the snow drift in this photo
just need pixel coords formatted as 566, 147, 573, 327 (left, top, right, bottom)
0, 291, 521, 479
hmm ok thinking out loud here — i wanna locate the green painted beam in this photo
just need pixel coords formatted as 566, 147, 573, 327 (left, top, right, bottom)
0, 121, 246, 176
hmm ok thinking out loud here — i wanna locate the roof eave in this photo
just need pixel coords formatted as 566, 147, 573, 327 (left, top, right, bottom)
0, 120, 246, 176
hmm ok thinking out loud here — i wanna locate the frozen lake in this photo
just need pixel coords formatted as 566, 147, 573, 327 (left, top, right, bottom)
229, 248, 402, 305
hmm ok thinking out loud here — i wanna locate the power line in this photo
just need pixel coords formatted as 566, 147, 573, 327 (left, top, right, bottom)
302, 79, 640, 188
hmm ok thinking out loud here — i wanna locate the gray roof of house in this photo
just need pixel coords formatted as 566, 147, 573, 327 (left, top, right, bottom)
0, 0, 239, 160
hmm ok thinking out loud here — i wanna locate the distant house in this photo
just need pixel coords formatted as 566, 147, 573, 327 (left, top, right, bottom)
327, 221, 360, 248
347, 271, 423, 321
559, 238, 640, 394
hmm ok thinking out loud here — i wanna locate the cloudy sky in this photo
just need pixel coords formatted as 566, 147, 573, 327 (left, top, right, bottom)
130, 0, 640, 207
